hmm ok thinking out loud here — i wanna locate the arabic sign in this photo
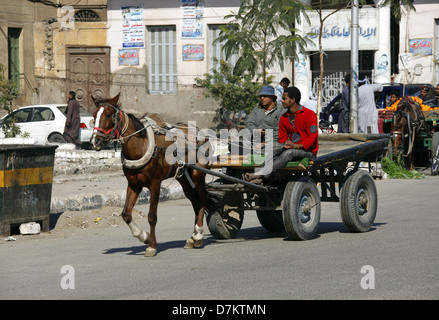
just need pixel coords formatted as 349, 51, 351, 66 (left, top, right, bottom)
183, 44, 204, 61
303, 8, 378, 51
119, 49, 139, 66
122, 6, 144, 48
409, 38, 433, 56
181, 0, 204, 38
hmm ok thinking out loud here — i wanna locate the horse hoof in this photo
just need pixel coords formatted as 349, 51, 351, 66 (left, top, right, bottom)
184, 238, 194, 249
194, 239, 204, 248
144, 247, 157, 257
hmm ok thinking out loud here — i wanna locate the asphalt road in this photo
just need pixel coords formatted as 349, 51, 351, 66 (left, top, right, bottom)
1, 175, 438, 302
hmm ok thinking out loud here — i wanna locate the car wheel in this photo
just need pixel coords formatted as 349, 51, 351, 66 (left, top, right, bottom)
48, 133, 66, 144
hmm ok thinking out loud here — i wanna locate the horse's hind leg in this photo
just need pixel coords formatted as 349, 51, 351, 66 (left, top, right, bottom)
122, 185, 150, 244
193, 170, 207, 247
178, 170, 207, 249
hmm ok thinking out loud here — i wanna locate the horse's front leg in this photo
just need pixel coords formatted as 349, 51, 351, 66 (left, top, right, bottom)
122, 185, 150, 245
409, 153, 415, 171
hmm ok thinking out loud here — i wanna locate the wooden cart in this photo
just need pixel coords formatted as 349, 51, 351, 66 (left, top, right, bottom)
186, 133, 389, 240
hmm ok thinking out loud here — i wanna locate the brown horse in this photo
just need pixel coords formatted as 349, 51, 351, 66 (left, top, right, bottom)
91, 94, 211, 257
391, 96, 426, 170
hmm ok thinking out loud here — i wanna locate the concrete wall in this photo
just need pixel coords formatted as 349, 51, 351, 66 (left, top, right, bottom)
34, 20, 108, 105
396, 1, 439, 85
0, 0, 58, 110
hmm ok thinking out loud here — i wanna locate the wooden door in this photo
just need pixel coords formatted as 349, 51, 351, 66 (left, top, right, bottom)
66, 47, 110, 113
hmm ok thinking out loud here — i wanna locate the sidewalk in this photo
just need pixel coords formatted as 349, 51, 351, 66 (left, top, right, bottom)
50, 144, 215, 213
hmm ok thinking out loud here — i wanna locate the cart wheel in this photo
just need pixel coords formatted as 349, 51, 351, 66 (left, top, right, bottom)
431, 132, 439, 176
282, 177, 321, 240
256, 210, 284, 232
340, 170, 377, 233
205, 191, 244, 239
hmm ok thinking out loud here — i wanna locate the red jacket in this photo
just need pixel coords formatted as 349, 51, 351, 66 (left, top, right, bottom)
278, 106, 319, 155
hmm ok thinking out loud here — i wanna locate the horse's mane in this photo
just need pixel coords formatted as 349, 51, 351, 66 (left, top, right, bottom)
127, 113, 147, 138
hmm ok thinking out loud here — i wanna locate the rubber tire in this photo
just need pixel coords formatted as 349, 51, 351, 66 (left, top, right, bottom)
282, 177, 321, 240
205, 191, 244, 239
48, 133, 66, 144
256, 210, 285, 232
340, 170, 377, 233
431, 132, 439, 175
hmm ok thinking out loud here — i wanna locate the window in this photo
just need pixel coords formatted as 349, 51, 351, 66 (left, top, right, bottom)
31, 108, 55, 122
148, 26, 177, 94
5, 109, 31, 124
8, 28, 21, 91
208, 24, 238, 72
74, 10, 101, 22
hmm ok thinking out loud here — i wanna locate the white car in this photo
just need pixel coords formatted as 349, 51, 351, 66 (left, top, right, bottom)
0, 104, 94, 147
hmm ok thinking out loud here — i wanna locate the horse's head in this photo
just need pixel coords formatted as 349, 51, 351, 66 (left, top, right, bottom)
91, 93, 121, 151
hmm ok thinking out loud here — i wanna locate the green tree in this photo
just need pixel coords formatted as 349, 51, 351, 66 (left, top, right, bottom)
379, 0, 416, 22
195, 58, 269, 123
0, 63, 21, 137
216, 0, 311, 83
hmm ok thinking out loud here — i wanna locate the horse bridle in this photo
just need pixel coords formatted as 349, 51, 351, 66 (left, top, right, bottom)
92, 102, 129, 143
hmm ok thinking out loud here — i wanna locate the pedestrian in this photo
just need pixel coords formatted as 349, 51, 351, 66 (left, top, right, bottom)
63, 91, 82, 149
244, 86, 318, 184
358, 77, 383, 134
338, 74, 350, 133
274, 77, 290, 105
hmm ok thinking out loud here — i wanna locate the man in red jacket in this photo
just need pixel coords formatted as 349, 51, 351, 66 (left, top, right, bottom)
245, 86, 318, 184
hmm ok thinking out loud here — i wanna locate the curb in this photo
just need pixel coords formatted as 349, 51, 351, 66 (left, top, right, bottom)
50, 183, 186, 213
50, 143, 219, 213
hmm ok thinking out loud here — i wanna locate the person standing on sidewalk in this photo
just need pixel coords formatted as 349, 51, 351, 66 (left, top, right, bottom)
338, 74, 351, 133
358, 78, 383, 134
63, 91, 82, 149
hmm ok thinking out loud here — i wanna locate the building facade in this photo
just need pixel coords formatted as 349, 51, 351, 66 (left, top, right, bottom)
3, 1, 438, 127
0, 0, 58, 109
105, 0, 291, 127
296, 0, 439, 107
395, 0, 439, 86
